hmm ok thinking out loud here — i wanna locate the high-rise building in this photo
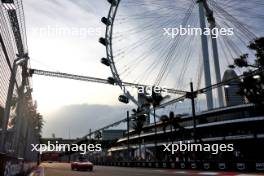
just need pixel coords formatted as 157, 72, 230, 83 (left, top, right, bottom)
222, 69, 245, 106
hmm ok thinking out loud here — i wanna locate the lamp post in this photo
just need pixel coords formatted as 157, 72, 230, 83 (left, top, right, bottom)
190, 82, 197, 142
186, 82, 197, 142
153, 107, 157, 161
127, 111, 130, 162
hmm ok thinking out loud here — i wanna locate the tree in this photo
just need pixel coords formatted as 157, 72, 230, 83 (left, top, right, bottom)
232, 37, 264, 105
35, 113, 44, 134
24, 88, 44, 137
160, 115, 169, 133
169, 112, 175, 143
248, 37, 264, 67
160, 112, 185, 142
145, 87, 170, 160
132, 111, 146, 160
95, 131, 102, 141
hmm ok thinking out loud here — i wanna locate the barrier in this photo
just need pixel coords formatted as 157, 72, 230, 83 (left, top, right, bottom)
218, 163, 226, 170
237, 163, 246, 171
203, 163, 210, 170
256, 163, 264, 171
191, 163, 197, 169
180, 162, 186, 169
93, 161, 264, 172
0, 153, 37, 176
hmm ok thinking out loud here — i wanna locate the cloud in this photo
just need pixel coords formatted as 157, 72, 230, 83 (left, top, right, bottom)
42, 104, 133, 138
24, 0, 108, 27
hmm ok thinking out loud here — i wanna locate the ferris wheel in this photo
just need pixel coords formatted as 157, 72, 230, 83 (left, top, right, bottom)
99, 0, 264, 111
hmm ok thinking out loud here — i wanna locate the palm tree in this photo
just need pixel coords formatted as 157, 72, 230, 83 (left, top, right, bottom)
169, 112, 174, 144
144, 87, 170, 161
160, 114, 170, 161
132, 112, 146, 160
171, 114, 185, 142
160, 115, 169, 133
95, 131, 102, 141
160, 112, 185, 161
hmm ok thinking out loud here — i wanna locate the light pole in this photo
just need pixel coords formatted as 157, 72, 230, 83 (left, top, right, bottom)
127, 111, 130, 162
190, 82, 197, 142
153, 107, 157, 161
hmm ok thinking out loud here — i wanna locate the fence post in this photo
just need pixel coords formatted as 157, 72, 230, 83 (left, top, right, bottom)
190, 82, 197, 142
0, 63, 18, 152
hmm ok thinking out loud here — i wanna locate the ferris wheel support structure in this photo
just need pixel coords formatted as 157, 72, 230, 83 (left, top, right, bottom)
203, 0, 225, 108
198, 0, 225, 109
198, 0, 214, 110
102, 0, 227, 110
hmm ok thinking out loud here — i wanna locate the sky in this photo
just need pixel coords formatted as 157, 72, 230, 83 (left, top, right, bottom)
23, 0, 134, 138
22, 0, 264, 138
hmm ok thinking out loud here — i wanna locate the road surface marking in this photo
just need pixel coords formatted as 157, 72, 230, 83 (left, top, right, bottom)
29, 167, 44, 176
198, 172, 219, 175
221, 174, 258, 176
174, 171, 187, 174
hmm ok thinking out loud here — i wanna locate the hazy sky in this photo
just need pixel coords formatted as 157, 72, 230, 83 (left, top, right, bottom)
23, 0, 264, 138
23, 0, 133, 138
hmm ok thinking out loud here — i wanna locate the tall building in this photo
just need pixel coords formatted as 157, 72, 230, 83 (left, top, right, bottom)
222, 69, 245, 106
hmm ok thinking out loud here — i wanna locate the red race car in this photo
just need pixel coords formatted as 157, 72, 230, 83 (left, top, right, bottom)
71, 158, 93, 171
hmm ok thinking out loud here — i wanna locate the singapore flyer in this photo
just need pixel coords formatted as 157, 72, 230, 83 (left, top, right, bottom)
100, 0, 264, 113
1, 0, 264, 174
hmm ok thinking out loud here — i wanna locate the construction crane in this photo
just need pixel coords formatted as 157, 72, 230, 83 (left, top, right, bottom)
28, 69, 188, 95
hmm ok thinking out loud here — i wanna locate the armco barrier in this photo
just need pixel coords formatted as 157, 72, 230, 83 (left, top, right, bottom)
93, 161, 264, 172
0, 153, 37, 176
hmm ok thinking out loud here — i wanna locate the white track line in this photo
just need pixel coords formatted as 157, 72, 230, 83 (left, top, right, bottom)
237, 174, 263, 176
41, 167, 45, 176
198, 172, 219, 175
174, 171, 187, 174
